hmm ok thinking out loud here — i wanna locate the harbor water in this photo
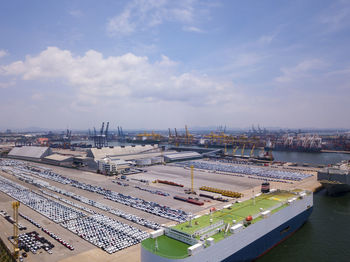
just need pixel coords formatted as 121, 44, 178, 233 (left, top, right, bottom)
258, 190, 350, 262
272, 151, 350, 165
258, 151, 350, 262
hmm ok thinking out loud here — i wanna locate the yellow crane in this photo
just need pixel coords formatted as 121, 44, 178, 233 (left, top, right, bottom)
136, 131, 163, 140
12, 201, 20, 259
250, 144, 255, 157
241, 144, 246, 156
232, 146, 239, 156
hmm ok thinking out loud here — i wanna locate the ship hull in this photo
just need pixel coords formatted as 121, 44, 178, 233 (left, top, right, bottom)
141, 194, 313, 262
273, 146, 321, 153
222, 207, 313, 262
320, 182, 350, 196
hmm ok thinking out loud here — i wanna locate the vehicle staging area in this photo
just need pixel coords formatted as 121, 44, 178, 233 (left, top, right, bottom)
0, 158, 319, 262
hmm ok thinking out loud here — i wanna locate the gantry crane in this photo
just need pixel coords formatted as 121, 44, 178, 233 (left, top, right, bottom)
241, 144, 245, 156
12, 201, 20, 259
136, 131, 163, 141
185, 125, 190, 144
174, 128, 179, 146
250, 144, 255, 157
168, 128, 172, 143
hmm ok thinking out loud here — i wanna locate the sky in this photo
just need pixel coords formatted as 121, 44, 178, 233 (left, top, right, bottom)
1, 0, 350, 130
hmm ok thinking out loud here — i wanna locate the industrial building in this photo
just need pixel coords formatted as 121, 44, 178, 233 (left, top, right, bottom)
164, 151, 202, 162
7, 146, 51, 161
87, 145, 159, 160
42, 154, 74, 167
135, 156, 163, 166
97, 157, 131, 175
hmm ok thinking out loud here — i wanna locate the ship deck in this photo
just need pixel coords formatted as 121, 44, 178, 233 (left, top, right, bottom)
141, 190, 302, 259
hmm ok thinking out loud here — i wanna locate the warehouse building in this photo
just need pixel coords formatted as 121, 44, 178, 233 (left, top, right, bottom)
164, 151, 202, 162
42, 154, 73, 167
7, 146, 51, 161
135, 156, 164, 166
87, 145, 159, 160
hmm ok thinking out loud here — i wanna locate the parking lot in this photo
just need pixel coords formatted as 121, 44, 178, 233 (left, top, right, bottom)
0, 158, 318, 262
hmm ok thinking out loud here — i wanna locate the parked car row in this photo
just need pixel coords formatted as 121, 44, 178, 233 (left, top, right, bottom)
0, 164, 151, 254
0, 176, 86, 223
247, 175, 293, 184
19, 213, 41, 228
43, 185, 161, 229
176, 160, 312, 181
0, 160, 162, 229
41, 227, 74, 251
0, 210, 27, 230
1, 159, 188, 222
134, 185, 170, 196
61, 214, 148, 254
17, 231, 54, 255
105, 192, 188, 222
112, 180, 129, 187
40, 189, 96, 215
18, 211, 74, 251
41, 188, 161, 230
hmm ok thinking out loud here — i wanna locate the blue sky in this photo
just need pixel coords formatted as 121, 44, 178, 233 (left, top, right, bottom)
1, 0, 350, 130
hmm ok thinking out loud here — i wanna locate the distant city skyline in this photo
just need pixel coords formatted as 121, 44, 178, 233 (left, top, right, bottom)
1, 0, 350, 129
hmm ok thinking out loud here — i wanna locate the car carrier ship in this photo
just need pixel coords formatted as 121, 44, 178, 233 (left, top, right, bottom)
141, 188, 313, 262
318, 160, 350, 195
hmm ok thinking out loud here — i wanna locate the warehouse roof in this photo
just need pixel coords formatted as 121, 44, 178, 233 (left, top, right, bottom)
8, 146, 51, 160
118, 151, 176, 161
44, 154, 73, 162
51, 148, 86, 157
88, 145, 159, 160
164, 151, 202, 161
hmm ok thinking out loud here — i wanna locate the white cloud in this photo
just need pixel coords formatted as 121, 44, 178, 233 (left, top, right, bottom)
107, 10, 136, 35
183, 26, 203, 33
317, 1, 350, 33
156, 55, 178, 67
107, 0, 208, 35
0, 47, 237, 109
275, 59, 327, 83
0, 49, 8, 58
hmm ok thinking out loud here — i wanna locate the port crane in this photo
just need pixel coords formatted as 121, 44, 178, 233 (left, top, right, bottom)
250, 145, 255, 157
166, 126, 194, 145
136, 131, 163, 141
116, 126, 126, 142
232, 146, 239, 156
93, 122, 108, 148
105, 122, 109, 142
12, 201, 20, 259
174, 128, 179, 146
